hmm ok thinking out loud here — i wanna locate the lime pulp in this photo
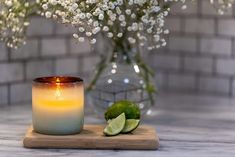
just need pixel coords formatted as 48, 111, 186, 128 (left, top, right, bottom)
121, 119, 140, 133
103, 113, 126, 136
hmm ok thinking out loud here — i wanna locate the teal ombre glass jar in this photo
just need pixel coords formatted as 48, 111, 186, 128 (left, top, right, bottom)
32, 76, 84, 135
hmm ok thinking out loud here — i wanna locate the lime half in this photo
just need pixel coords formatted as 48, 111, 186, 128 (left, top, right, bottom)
103, 113, 126, 136
121, 119, 140, 133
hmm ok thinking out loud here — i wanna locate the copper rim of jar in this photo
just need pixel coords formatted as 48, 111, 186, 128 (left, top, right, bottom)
33, 76, 83, 87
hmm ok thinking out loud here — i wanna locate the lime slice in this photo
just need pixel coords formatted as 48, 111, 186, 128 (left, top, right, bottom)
103, 113, 126, 136
121, 119, 140, 133
105, 100, 140, 120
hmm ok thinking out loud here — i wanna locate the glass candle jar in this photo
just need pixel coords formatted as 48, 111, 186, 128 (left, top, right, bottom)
32, 76, 84, 135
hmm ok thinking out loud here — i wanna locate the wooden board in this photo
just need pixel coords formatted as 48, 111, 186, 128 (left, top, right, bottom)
23, 124, 159, 150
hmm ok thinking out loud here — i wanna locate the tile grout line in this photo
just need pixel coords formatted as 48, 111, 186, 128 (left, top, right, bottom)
229, 77, 234, 97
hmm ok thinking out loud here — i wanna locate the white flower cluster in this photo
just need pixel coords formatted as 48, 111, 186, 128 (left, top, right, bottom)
0, 0, 234, 49
0, 0, 32, 49
210, 0, 235, 14
39, 0, 187, 50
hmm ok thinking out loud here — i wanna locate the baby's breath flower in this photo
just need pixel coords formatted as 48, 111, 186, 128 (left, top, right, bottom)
38, 0, 234, 50
1, 0, 234, 50
210, 0, 235, 14
38, 0, 175, 50
0, 0, 35, 48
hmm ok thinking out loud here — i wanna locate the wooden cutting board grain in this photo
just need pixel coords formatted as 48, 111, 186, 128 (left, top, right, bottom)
23, 124, 159, 150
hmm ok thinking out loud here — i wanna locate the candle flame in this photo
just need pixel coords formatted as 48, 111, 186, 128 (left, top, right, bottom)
55, 78, 61, 99
56, 77, 60, 83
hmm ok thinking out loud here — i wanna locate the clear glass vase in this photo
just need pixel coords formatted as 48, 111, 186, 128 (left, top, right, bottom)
88, 51, 153, 118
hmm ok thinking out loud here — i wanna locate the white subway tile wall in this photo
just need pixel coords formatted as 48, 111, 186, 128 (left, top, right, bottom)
0, 63, 24, 83
148, 0, 235, 97
200, 38, 232, 56
233, 79, 235, 96
0, 43, 7, 61
151, 53, 181, 70
199, 77, 230, 95
26, 60, 54, 79
11, 39, 39, 59
184, 56, 213, 73
81, 55, 100, 73
216, 59, 235, 76
155, 72, 168, 90
0, 85, 8, 105
169, 36, 197, 53
55, 57, 79, 75
0, 0, 234, 105
70, 38, 91, 54
27, 17, 54, 36
218, 19, 235, 36
41, 38, 67, 56
168, 73, 196, 91
185, 18, 215, 35
165, 17, 181, 32
10, 83, 31, 104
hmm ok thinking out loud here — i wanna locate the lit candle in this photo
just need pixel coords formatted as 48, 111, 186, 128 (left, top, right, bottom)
32, 76, 84, 135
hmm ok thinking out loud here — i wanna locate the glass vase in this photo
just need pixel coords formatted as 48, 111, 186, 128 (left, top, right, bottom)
88, 50, 153, 118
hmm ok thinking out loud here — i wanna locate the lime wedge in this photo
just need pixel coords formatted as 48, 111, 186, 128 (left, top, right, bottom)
103, 113, 126, 136
105, 100, 140, 120
121, 119, 140, 133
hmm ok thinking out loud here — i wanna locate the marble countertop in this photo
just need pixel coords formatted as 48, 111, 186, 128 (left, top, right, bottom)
1, 93, 235, 157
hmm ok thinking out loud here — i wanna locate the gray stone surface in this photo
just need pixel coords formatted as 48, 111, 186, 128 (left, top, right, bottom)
0, 93, 235, 156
